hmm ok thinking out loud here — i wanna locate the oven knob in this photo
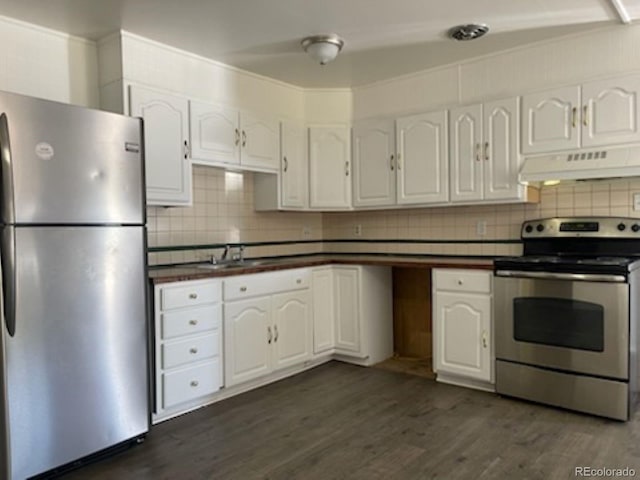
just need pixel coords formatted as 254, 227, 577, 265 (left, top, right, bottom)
536, 224, 544, 232
618, 223, 627, 231
633, 224, 640, 232
525, 225, 533, 233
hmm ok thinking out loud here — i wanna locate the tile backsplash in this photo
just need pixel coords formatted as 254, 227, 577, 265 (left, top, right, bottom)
147, 168, 640, 265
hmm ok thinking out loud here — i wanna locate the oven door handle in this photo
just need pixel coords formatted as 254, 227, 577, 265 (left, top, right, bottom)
494, 270, 626, 283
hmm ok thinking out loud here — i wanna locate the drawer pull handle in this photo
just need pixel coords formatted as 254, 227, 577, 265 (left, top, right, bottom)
274, 325, 279, 343
189, 319, 198, 326
296, 279, 302, 284
482, 331, 488, 349
267, 326, 272, 344
240, 286, 247, 292
189, 347, 198, 354
457, 279, 463, 285
190, 380, 199, 388
188, 293, 198, 299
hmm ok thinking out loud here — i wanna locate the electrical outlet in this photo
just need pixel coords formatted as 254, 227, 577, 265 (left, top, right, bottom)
476, 220, 487, 236
634, 193, 640, 211
354, 224, 362, 237
302, 226, 311, 238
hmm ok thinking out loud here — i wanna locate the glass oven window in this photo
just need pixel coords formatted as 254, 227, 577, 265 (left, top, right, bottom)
513, 297, 604, 351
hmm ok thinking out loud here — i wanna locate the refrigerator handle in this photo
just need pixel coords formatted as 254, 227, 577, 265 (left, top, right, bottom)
0, 113, 15, 224
0, 227, 15, 336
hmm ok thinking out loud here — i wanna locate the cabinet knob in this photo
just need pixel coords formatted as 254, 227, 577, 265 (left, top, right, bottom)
189, 347, 198, 354
296, 279, 302, 284
240, 286, 247, 292
457, 279, 463, 285
190, 380, 199, 388
188, 293, 198, 299
189, 319, 198, 326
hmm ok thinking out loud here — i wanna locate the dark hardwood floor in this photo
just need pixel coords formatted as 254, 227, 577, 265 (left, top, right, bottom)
63, 362, 640, 480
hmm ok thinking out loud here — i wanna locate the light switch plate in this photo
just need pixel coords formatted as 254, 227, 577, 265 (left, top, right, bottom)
634, 193, 640, 211
476, 220, 487, 236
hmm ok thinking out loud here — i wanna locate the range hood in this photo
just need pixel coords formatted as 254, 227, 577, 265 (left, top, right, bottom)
519, 147, 640, 183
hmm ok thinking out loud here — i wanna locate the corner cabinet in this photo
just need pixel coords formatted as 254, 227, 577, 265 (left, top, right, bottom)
522, 74, 640, 154
450, 97, 526, 204
311, 265, 393, 365
129, 85, 192, 206
432, 268, 494, 391
153, 279, 223, 423
309, 125, 352, 209
223, 269, 312, 387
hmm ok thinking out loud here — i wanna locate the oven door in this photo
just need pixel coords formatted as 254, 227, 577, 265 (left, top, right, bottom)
494, 272, 629, 380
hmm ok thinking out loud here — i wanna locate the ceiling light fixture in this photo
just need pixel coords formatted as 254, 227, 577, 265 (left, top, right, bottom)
448, 24, 490, 41
301, 34, 344, 65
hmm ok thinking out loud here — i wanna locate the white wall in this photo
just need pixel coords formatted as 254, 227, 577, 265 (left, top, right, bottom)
353, 24, 640, 120
304, 89, 353, 124
98, 31, 306, 120
0, 16, 98, 107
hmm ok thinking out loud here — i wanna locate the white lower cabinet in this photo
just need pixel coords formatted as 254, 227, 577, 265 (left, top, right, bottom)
432, 268, 494, 391
153, 279, 223, 423
311, 265, 393, 365
223, 269, 312, 388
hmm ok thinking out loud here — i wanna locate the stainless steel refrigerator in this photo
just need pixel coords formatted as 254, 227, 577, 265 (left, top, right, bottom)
0, 91, 149, 479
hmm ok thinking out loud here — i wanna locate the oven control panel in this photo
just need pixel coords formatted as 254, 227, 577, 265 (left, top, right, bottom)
522, 217, 640, 238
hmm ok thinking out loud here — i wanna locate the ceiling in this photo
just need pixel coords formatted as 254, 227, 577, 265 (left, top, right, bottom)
0, 0, 636, 88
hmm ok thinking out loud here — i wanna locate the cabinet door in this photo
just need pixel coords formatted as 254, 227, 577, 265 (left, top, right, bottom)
189, 100, 240, 166
396, 111, 449, 205
483, 97, 523, 202
450, 104, 483, 203
582, 75, 640, 148
241, 112, 279, 171
309, 126, 351, 209
312, 268, 335, 354
224, 297, 272, 387
280, 121, 308, 209
334, 267, 360, 354
272, 291, 312, 370
129, 86, 191, 206
352, 119, 396, 207
434, 291, 491, 382
522, 86, 580, 154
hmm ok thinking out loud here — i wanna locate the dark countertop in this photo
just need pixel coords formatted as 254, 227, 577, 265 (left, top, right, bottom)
149, 254, 494, 284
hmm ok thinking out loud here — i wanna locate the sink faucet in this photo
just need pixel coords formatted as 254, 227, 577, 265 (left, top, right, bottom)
232, 245, 245, 263
220, 245, 231, 262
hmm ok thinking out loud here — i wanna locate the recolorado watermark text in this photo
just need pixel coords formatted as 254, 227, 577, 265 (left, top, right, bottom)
575, 466, 636, 477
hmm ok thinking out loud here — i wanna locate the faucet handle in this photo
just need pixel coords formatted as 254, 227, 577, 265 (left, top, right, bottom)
209, 254, 217, 264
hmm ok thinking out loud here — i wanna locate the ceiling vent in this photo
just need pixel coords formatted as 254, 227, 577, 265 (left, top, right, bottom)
448, 24, 489, 41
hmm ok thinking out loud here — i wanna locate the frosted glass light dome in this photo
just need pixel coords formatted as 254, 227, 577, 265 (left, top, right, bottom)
301, 34, 344, 65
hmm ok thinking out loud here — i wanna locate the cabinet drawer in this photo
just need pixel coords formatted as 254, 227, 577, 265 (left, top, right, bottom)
433, 269, 491, 294
161, 305, 221, 339
162, 359, 221, 409
162, 332, 220, 370
160, 280, 221, 310
224, 268, 310, 300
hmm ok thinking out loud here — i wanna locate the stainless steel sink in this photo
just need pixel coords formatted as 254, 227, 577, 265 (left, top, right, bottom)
196, 259, 272, 270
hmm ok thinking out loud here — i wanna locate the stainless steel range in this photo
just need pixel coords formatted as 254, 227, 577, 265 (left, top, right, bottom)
494, 217, 640, 420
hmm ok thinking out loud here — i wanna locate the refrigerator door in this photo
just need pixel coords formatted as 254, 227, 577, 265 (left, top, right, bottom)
2, 226, 149, 480
0, 91, 144, 225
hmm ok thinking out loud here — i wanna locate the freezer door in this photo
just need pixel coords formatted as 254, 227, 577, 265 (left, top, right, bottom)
0, 90, 144, 225
3, 226, 149, 480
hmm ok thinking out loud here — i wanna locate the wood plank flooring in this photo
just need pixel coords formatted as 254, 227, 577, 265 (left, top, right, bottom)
62, 362, 640, 480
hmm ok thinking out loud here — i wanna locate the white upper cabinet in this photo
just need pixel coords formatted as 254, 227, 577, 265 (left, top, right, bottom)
352, 119, 396, 207
582, 75, 640, 148
450, 105, 483, 203
189, 100, 279, 171
483, 98, 523, 202
280, 120, 308, 209
241, 111, 280, 170
522, 86, 580, 154
450, 98, 523, 203
522, 75, 640, 154
189, 101, 240, 166
129, 85, 192, 206
396, 110, 449, 205
309, 125, 352, 209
